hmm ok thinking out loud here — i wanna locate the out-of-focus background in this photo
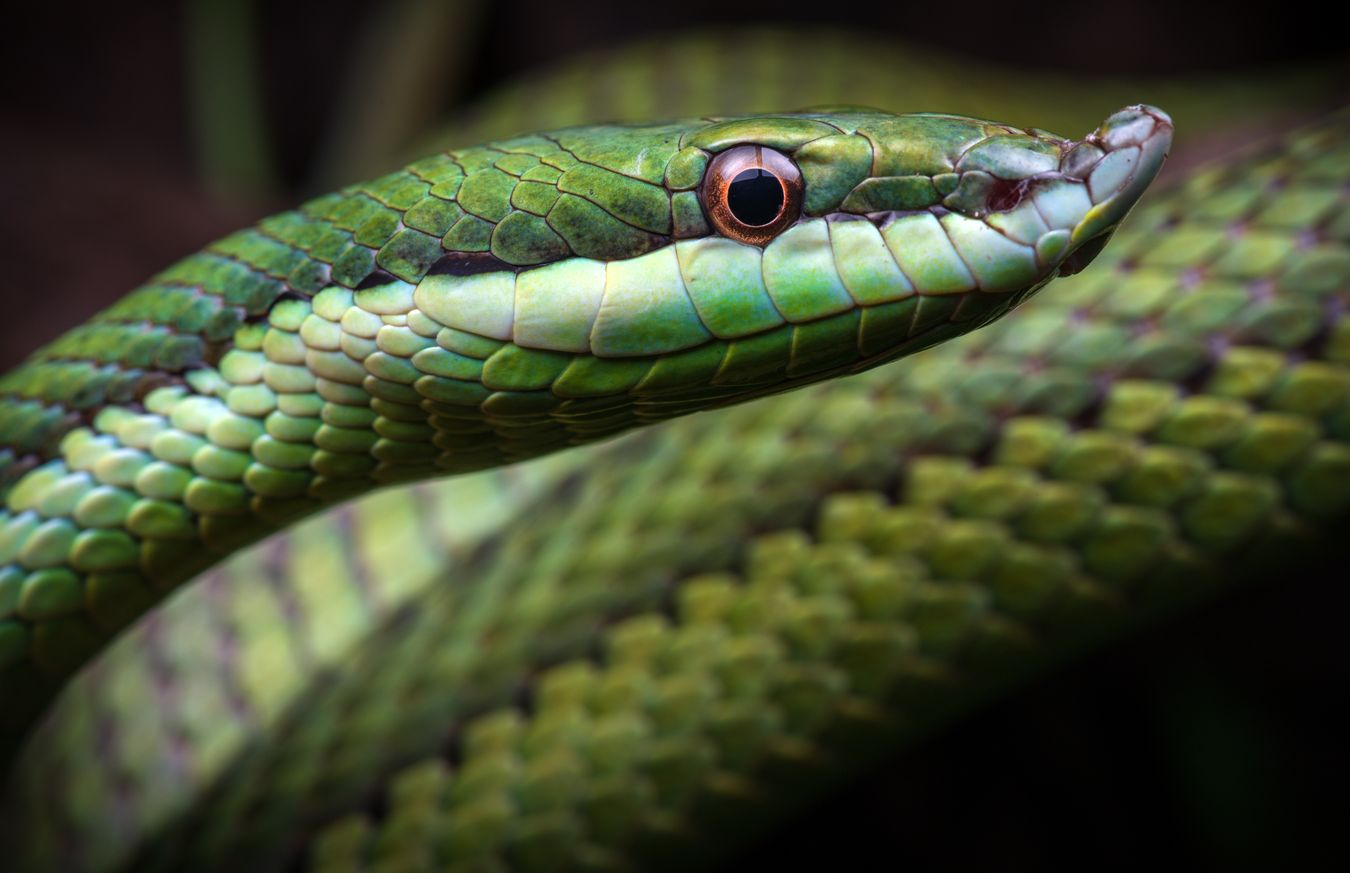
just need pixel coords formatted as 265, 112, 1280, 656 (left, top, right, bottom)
2, 2, 1348, 869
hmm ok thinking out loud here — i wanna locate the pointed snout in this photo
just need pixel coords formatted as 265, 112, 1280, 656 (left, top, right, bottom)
1063, 105, 1174, 245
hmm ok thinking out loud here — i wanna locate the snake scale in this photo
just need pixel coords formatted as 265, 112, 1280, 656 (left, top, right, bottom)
1, 26, 1347, 873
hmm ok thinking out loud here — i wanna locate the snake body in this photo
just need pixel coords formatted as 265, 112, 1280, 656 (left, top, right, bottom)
0, 106, 1166, 729
1, 30, 1348, 873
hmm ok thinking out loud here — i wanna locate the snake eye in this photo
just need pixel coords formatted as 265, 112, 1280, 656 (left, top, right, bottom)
702, 145, 803, 246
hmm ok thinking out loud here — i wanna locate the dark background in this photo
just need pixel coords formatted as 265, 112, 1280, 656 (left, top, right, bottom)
2, 3, 1348, 870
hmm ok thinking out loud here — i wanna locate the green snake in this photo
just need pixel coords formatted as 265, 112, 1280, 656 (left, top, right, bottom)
2, 27, 1348, 872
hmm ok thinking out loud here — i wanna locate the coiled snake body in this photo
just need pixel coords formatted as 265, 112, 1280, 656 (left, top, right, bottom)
1, 30, 1347, 873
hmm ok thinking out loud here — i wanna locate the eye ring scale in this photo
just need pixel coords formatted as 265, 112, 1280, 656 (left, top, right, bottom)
701, 145, 803, 246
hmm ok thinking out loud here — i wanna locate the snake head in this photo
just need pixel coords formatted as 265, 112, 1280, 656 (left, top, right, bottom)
391, 107, 1171, 417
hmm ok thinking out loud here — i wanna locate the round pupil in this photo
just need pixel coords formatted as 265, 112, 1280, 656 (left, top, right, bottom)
726, 168, 784, 226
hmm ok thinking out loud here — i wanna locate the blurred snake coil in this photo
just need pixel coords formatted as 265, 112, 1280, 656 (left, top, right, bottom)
1, 28, 1348, 873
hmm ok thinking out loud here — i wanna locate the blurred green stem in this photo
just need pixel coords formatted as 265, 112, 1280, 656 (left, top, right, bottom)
307, 0, 484, 191
185, 0, 279, 204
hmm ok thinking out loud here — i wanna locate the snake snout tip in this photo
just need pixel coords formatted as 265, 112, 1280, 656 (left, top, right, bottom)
1137, 104, 1175, 152
1134, 103, 1174, 127
1096, 104, 1174, 154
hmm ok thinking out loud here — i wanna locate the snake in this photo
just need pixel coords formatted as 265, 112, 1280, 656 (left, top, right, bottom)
1, 26, 1347, 873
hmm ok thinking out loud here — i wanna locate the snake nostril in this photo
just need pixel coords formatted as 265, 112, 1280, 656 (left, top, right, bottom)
988, 177, 1027, 212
